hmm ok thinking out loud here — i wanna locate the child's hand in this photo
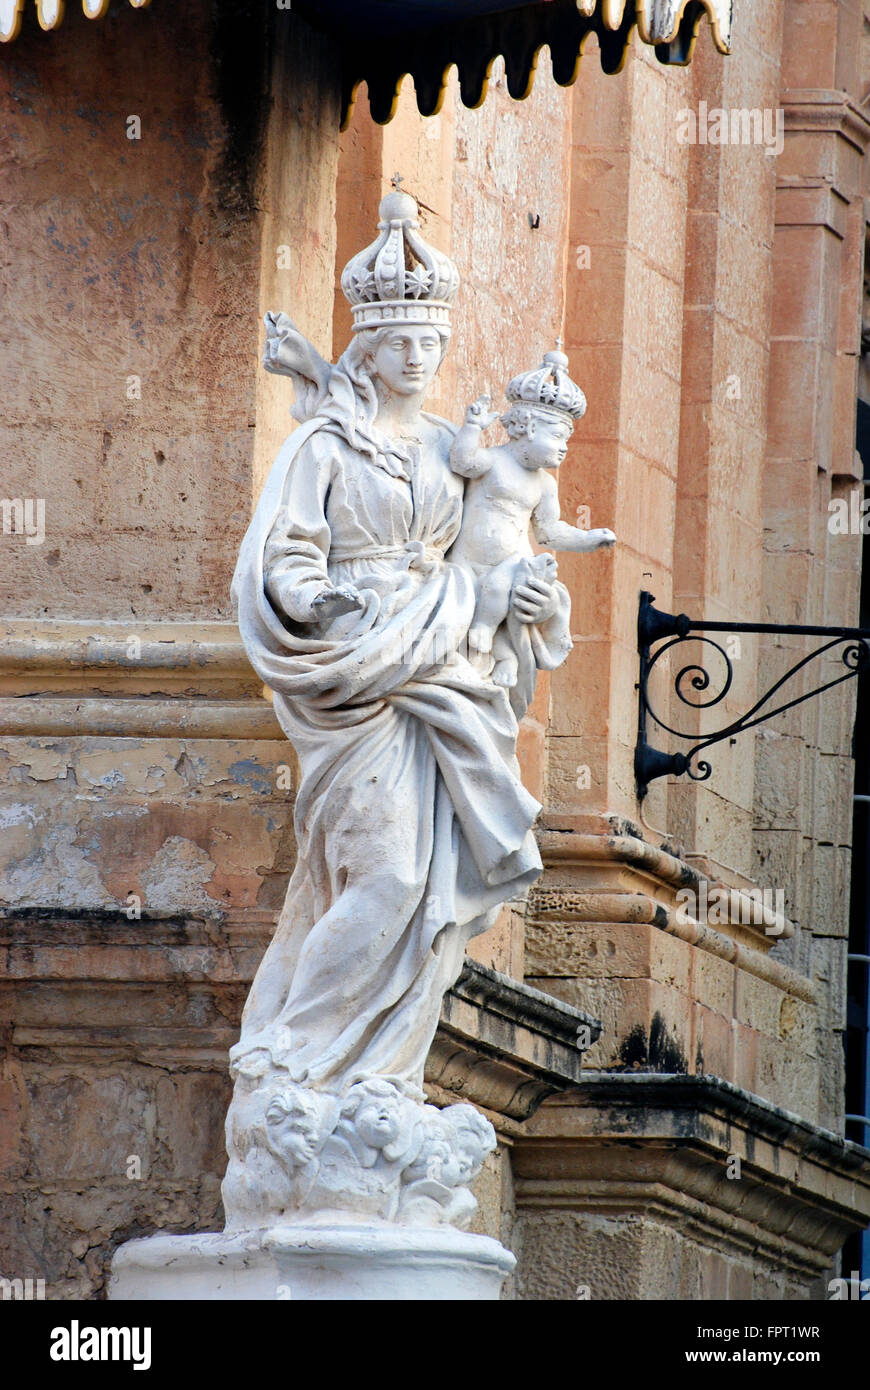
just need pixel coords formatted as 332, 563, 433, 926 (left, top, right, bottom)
464, 395, 500, 429
589, 528, 616, 549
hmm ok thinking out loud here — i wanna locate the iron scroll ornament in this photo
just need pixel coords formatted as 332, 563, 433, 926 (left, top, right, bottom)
635, 591, 870, 801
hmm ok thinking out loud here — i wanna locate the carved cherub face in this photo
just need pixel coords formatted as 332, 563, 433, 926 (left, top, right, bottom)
516, 410, 573, 470
423, 1135, 464, 1188
266, 1091, 322, 1169
355, 1096, 402, 1150
370, 326, 444, 398
445, 1106, 497, 1183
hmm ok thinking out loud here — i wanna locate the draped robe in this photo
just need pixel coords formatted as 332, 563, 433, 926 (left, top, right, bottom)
231, 412, 571, 1095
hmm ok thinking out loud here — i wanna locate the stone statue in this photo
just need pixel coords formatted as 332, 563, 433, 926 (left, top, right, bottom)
449, 370, 615, 692
224, 190, 615, 1236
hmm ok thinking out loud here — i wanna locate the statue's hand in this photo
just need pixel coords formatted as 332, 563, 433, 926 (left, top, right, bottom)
511, 573, 559, 625
589, 528, 616, 549
464, 395, 500, 430
263, 311, 300, 376
311, 585, 365, 620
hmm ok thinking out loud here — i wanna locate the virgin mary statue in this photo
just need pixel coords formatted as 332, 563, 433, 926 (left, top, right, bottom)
223, 190, 573, 1231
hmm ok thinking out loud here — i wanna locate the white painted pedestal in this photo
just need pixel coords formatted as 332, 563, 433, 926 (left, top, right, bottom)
109, 1226, 515, 1301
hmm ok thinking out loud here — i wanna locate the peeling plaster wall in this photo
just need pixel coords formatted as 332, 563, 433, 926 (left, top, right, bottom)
0, 738, 294, 915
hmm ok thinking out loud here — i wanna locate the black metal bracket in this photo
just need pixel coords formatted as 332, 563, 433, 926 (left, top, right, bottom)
635, 591, 870, 801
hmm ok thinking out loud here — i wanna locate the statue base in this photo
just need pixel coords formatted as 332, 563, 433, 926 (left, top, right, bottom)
109, 1225, 515, 1301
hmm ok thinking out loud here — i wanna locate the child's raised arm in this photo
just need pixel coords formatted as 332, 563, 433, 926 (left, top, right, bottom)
449, 395, 500, 479
532, 472, 616, 552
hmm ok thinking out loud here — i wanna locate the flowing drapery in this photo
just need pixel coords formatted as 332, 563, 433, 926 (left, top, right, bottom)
231, 415, 570, 1093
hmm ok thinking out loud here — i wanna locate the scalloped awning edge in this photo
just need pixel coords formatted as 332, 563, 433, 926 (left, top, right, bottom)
0, 0, 733, 131
334, 1, 732, 129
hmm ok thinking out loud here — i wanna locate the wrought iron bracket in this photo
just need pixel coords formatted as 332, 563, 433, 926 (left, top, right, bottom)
635, 591, 870, 801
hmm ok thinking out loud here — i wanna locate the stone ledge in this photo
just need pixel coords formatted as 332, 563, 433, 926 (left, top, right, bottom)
431, 960, 601, 1121
782, 88, 870, 153
0, 696, 283, 740
513, 1072, 870, 1284
534, 1072, 870, 1171
534, 826, 797, 947
0, 619, 284, 739
0, 620, 251, 690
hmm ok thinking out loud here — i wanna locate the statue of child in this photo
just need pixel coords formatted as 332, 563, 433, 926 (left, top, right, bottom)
448, 350, 615, 687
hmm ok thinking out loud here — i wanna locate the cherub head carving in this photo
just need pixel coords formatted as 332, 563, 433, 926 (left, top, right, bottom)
338, 1078, 418, 1165
442, 1104, 497, 1184
264, 1084, 330, 1173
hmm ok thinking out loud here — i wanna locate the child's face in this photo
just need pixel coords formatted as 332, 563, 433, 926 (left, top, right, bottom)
356, 1098, 400, 1149
519, 412, 572, 469
452, 1138, 480, 1184
266, 1101, 319, 1166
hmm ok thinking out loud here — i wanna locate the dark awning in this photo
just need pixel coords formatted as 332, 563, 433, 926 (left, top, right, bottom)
290, 0, 733, 127
1, 0, 733, 129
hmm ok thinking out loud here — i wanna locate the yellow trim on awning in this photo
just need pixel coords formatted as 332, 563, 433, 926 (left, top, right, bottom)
1, 0, 149, 42
333, 0, 733, 128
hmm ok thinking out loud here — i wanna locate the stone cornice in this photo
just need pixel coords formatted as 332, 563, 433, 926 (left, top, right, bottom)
532, 826, 803, 967
0, 619, 284, 740
782, 88, 870, 154
0, 696, 282, 740
515, 1073, 870, 1275
431, 960, 600, 1121
541, 1072, 870, 1171
1, 618, 242, 666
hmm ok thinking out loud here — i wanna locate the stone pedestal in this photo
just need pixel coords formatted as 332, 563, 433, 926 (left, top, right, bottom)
109, 1225, 515, 1301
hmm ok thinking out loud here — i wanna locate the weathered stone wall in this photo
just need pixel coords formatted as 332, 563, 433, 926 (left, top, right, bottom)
1, 2, 267, 623
756, 0, 868, 1132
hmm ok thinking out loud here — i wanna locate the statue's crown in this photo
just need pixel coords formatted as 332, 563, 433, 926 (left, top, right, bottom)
506, 349, 587, 420
341, 189, 460, 333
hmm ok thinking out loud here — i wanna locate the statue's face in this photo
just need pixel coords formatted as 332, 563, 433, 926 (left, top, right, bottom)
266, 1100, 320, 1167
371, 327, 443, 397
521, 412, 572, 469
356, 1098, 401, 1149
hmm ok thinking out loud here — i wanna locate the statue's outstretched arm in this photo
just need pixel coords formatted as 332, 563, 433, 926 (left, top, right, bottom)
532, 473, 616, 551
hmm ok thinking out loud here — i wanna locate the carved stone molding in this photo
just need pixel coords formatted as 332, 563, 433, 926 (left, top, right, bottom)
0, 619, 282, 740
430, 960, 600, 1122
777, 89, 870, 226
532, 824, 799, 955
781, 89, 870, 153
512, 1074, 870, 1299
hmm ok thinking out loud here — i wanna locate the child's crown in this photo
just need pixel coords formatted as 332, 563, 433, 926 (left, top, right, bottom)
505, 349, 586, 420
